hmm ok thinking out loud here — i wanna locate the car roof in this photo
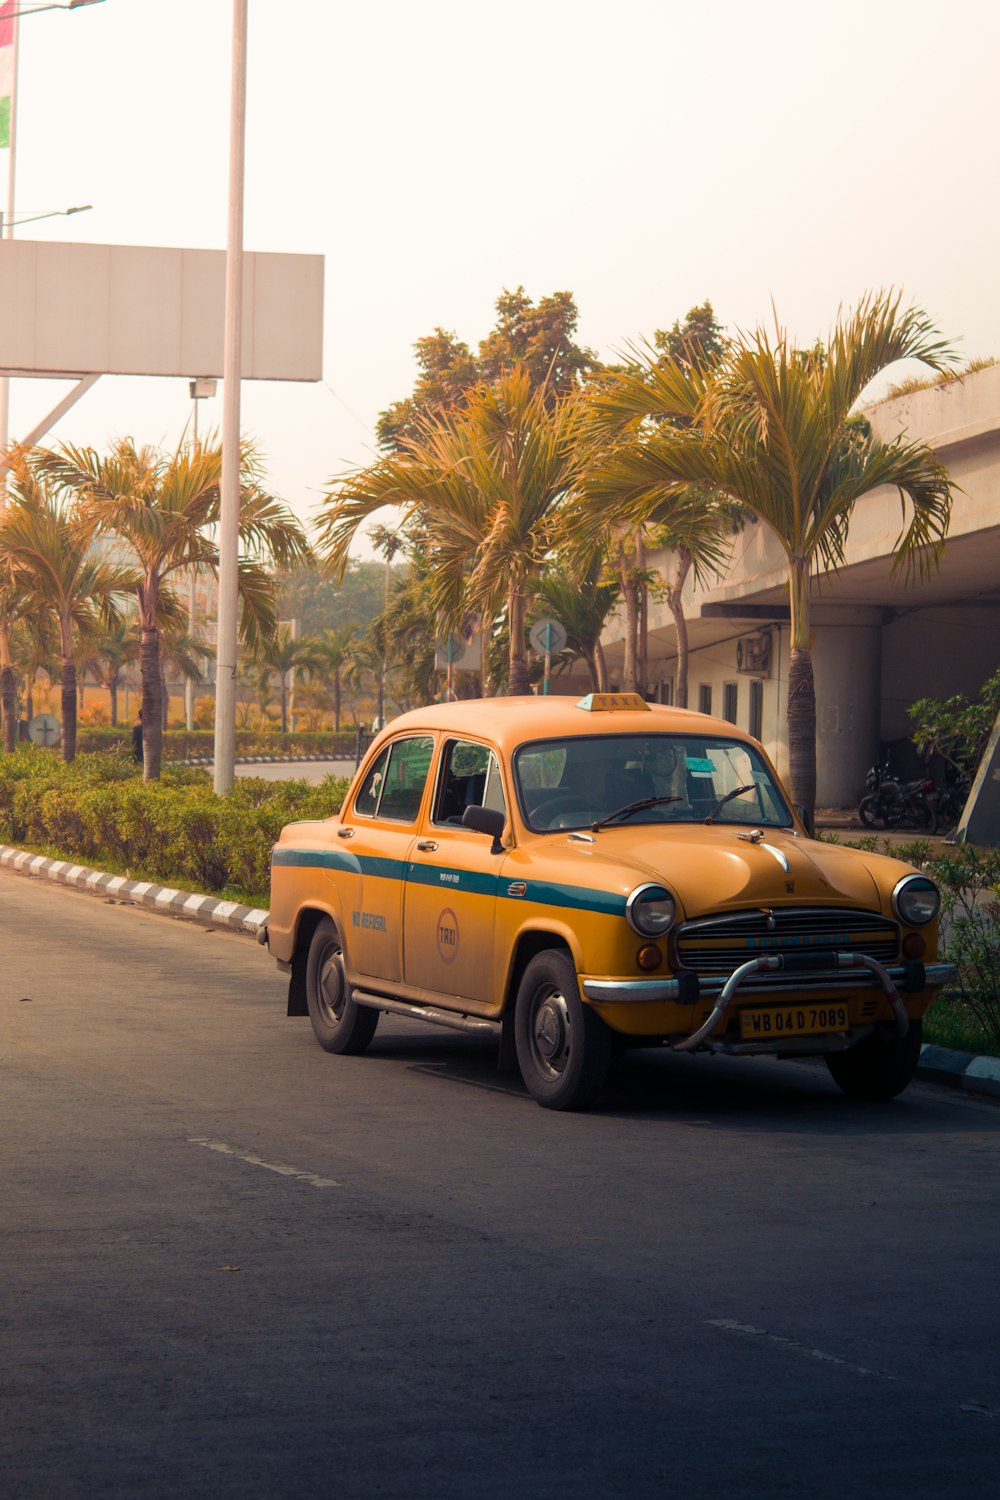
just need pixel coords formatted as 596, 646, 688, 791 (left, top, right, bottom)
375, 696, 760, 758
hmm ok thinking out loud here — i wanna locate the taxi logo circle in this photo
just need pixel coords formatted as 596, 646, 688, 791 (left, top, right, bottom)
436, 907, 459, 963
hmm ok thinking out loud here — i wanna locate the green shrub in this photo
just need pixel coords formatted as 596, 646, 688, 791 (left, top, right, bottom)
0, 744, 349, 906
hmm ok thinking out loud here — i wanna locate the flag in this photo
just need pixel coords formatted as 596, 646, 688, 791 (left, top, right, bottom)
0, 1, 14, 151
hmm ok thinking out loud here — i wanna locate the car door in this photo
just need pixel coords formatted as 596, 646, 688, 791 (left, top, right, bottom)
402, 738, 506, 1005
340, 733, 436, 983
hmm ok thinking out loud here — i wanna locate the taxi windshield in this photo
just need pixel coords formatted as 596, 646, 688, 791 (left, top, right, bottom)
513, 733, 793, 833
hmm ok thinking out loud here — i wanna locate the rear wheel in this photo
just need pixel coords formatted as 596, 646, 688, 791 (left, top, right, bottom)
825, 1019, 922, 1100
514, 950, 611, 1110
305, 918, 379, 1055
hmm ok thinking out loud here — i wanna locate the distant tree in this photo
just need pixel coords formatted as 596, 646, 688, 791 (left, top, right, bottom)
311, 626, 355, 732
257, 626, 321, 735
376, 287, 597, 451
275, 559, 389, 639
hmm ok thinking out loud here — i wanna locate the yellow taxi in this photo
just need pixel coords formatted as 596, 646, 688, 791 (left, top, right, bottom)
263, 694, 953, 1110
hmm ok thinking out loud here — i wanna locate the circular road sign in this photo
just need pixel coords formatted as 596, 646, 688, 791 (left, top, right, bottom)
529, 617, 567, 656
28, 713, 61, 748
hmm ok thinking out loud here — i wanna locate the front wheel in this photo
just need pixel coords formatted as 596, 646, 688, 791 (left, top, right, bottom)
824, 1019, 922, 1100
514, 950, 612, 1110
858, 795, 878, 828
305, 918, 379, 1055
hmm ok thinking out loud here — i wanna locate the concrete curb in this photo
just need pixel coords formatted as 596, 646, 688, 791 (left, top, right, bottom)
3, 840, 998, 1100
916, 1044, 1000, 1100
0, 844, 268, 939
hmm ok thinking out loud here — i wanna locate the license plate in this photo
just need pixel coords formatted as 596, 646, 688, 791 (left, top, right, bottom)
739, 1003, 849, 1040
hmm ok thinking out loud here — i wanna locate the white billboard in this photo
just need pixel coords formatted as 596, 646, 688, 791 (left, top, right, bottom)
0, 240, 323, 381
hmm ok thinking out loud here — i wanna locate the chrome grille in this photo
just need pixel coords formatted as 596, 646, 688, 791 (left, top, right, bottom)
676, 907, 900, 976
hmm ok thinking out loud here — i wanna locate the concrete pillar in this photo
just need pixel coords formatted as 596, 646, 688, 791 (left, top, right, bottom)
812, 607, 883, 807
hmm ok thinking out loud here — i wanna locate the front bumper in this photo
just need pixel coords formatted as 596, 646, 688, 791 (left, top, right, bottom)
583, 955, 957, 1055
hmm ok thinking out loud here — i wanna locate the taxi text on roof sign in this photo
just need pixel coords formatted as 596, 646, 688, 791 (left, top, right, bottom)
575, 693, 651, 713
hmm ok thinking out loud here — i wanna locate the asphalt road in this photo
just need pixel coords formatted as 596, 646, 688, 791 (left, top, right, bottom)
3, 869, 999, 1500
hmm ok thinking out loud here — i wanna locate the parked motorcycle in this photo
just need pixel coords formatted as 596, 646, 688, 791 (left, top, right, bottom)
929, 765, 971, 834
858, 761, 937, 832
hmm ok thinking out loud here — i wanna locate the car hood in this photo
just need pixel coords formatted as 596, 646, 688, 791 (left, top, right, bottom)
548, 824, 883, 918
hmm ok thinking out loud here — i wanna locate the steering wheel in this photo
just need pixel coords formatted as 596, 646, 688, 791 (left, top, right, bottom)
535, 794, 593, 829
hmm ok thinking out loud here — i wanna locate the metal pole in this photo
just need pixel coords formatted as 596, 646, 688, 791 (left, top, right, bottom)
213, 0, 247, 795
0, 8, 20, 472
185, 397, 198, 732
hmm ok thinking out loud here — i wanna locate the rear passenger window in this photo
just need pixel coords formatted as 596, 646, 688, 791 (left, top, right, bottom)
353, 736, 434, 822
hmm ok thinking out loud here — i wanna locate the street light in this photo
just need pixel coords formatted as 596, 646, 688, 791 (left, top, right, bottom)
3, 2, 106, 16
0, 201, 90, 231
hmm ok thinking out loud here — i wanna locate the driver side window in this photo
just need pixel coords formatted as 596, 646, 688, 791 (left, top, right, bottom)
434, 739, 506, 826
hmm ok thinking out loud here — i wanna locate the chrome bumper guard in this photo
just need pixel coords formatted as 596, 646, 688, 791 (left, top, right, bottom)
583, 956, 957, 1055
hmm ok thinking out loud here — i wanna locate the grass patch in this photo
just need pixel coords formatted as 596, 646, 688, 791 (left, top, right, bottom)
923, 995, 999, 1059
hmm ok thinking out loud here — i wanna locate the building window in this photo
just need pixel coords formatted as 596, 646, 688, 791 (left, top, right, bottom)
749, 679, 763, 741
659, 677, 673, 705
722, 682, 738, 724
698, 684, 712, 715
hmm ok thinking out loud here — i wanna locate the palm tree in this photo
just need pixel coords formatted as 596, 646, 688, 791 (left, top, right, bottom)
529, 558, 621, 691
25, 437, 311, 779
0, 463, 135, 761
87, 617, 140, 727
12, 614, 59, 727
580, 292, 956, 814
318, 368, 581, 695
257, 626, 320, 734
311, 625, 355, 731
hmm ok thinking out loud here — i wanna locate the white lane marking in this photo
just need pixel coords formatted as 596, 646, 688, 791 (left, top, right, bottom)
188, 1137, 339, 1188
707, 1319, 899, 1382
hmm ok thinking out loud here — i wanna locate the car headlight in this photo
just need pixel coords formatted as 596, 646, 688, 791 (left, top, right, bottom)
892, 874, 940, 926
625, 883, 677, 937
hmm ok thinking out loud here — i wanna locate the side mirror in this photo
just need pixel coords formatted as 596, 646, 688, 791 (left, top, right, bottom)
462, 804, 506, 854
795, 804, 814, 837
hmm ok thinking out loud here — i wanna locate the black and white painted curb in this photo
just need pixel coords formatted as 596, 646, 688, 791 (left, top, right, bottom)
3, 838, 999, 1099
179, 754, 354, 767
0, 844, 268, 938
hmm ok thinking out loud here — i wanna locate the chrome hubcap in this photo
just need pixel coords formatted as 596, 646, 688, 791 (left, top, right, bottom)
318, 945, 346, 1023
532, 989, 571, 1077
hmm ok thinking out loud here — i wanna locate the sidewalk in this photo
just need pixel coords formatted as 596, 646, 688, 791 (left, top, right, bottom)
2, 838, 997, 1103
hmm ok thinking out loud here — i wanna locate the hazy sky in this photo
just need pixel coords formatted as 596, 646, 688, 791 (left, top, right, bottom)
8, 0, 1000, 552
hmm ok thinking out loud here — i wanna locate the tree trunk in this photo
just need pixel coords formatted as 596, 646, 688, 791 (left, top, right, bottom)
25, 672, 35, 726
139, 607, 163, 781
161, 662, 169, 733
507, 584, 531, 695
617, 531, 639, 692
668, 549, 694, 709
334, 671, 341, 733
0, 618, 17, 752
61, 657, 77, 762
109, 676, 119, 727
636, 532, 648, 698
279, 680, 288, 735
787, 556, 816, 817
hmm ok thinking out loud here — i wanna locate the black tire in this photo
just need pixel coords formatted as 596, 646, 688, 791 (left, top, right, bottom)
824, 1019, 922, 1101
305, 918, 379, 1055
514, 950, 612, 1110
858, 795, 878, 828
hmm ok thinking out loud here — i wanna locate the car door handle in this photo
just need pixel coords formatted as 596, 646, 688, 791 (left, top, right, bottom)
416, 840, 438, 852
337, 827, 354, 839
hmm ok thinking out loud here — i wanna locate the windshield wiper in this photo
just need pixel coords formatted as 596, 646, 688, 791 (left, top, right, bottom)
704, 784, 756, 823
591, 795, 681, 832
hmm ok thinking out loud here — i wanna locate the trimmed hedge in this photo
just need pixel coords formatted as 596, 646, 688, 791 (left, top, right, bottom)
0, 745, 349, 906
74, 727, 368, 760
